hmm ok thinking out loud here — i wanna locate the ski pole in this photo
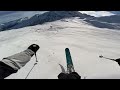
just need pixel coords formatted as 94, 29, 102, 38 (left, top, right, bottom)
59, 64, 66, 73
25, 52, 38, 79
35, 53, 38, 62
25, 63, 37, 79
99, 55, 116, 61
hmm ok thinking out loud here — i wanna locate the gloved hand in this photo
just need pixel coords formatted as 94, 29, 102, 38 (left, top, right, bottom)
115, 58, 120, 62
115, 58, 120, 65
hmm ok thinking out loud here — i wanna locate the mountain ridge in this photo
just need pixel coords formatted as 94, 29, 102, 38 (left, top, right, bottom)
1, 11, 120, 31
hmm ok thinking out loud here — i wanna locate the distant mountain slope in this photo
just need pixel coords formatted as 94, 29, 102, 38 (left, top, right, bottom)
1, 11, 120, 31
0, 11, 47, 24
0, 11, 16, 16
0, 11, 93, 31
85, 15, 120, 30
110, 11, 120, 15
79, 11, 115, 17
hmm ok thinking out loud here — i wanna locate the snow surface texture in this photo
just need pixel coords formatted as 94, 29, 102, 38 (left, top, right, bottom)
0, 17, 120, 79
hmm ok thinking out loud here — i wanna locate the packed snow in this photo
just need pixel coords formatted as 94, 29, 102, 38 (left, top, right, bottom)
0, 17, 120, 79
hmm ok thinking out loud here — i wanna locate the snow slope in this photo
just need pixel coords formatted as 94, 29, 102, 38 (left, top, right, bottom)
0, 17, 120, 79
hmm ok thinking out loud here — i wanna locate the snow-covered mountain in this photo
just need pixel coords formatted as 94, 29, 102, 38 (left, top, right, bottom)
0, 11, 47, 24
0, 11, 120, 79
0, 11, 15, 16
110, 11, 120, 15
1, 11, 120, 31
85, 15, 120, 30
0, 11, 93, 31
79, 11, 120, 17
79, 11, 115, 17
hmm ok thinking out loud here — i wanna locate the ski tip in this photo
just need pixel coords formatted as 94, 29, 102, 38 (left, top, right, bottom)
65, 48, 69, 51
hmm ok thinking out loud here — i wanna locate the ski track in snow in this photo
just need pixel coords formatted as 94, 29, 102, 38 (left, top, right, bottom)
0, 18, 120, 79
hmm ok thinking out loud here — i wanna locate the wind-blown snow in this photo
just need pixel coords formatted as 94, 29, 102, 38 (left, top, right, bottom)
79, 11, 115, 17
0, 17, 120, 79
